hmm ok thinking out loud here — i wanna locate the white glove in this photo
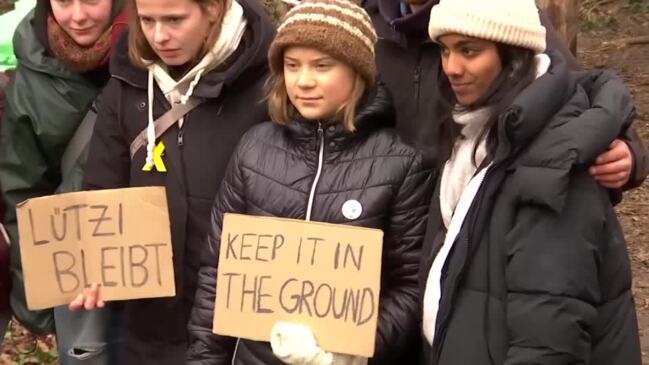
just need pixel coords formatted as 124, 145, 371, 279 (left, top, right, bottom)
270, 322, 368, 365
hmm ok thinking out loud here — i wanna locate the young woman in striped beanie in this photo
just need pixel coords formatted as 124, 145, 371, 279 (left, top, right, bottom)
186, 0, 432, 364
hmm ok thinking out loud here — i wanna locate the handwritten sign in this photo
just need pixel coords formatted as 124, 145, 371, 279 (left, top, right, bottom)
17, 187, 175, 310
213, 214, 383, 357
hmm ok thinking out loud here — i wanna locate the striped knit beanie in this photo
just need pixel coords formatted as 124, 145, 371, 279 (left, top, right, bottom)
268, 0, 378, 86
428, 0, 546, 54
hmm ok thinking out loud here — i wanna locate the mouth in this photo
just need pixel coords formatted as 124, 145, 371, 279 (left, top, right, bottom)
297, 97, 322, 101
157, 49, 180, 56
70, 27, 93, 34
450, 83, 472, 93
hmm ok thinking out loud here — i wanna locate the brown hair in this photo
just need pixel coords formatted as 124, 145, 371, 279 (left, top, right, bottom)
127, 0, 227, 68
266, 63, 367, 132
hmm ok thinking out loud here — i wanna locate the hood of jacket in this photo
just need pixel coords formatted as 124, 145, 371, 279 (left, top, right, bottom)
110, 0, 275, 99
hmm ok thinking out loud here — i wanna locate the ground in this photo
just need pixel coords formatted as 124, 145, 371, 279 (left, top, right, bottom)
1, 0, 648, 364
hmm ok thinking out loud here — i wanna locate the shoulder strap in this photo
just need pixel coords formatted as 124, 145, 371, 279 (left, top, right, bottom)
60, 103, 97, 179
129, 97, 204, 159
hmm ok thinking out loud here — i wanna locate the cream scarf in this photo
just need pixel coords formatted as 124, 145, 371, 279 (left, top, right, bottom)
142, 0, 248, 170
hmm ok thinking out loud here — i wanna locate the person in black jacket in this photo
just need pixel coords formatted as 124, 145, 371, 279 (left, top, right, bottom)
186, 0, 432, 364
67, 0, 275, 364
361, 0, 648, 190
420, 0, 641, 364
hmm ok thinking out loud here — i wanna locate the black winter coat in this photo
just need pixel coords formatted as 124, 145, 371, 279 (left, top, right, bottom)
420, 55, 641, 365
186, 87, 433, 365
81, 1, 275, 363
362, 0, 649, 188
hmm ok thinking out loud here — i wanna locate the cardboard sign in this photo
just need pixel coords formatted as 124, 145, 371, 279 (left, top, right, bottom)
17, 187, 175, 310
213, 214, 383, 358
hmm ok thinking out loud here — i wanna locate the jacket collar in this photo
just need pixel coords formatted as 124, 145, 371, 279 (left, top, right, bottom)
285, 84, 396, 153
368, 0, 438, 46
109, 0, 274, 99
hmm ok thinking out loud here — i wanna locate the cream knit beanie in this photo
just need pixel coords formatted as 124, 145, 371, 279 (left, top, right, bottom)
268, 0, 378, 86
428, 0, 547, 54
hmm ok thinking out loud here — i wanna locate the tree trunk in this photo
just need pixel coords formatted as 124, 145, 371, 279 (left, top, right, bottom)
536, 0, 580, 55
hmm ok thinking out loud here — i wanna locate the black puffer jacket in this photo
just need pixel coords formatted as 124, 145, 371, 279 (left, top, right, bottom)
187, 87, 433, 364
420, 55, 641, 365
82, 0, 275, 363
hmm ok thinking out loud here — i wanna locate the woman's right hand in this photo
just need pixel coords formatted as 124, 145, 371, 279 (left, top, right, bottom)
68, 283, 105, 311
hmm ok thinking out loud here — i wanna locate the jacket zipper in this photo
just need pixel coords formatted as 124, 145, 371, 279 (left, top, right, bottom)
231, 337, 241, 365
306, 123, 325, 221
177, 128, 184, 146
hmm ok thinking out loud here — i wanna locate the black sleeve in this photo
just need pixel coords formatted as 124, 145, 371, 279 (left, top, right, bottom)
372, 154, 432, 364
186, 140, 249, 364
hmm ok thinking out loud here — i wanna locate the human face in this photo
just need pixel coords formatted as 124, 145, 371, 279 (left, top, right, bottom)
50, 0, 112, 47
438, 34, 503, 107
136, 0, 219, 66
284, 47, 356, 122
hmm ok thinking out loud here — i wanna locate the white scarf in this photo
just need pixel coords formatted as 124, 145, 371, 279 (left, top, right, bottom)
142, 0, 248, 170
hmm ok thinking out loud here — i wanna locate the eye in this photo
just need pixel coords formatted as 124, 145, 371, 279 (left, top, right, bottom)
284, 62, 298, 71
440, 46, 450, 57
461, 47, 480, 57
140, 17, 154, 26
168, 17, 182, 24
315, 63, 332, 70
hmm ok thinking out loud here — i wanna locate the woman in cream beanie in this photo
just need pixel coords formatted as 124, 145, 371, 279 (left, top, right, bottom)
420, 0, 641, 364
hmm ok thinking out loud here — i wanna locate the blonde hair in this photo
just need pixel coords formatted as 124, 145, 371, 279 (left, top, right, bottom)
266, 65, 367, 132
127, 0, 227, 68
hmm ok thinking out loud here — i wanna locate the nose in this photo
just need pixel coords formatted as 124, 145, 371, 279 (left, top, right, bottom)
442, 52, 464, 79
154, 23, 170, 45
71, 1, 88, 24
296, 67, 316, 89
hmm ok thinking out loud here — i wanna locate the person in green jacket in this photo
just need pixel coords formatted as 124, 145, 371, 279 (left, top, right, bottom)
0, 0, 127, 336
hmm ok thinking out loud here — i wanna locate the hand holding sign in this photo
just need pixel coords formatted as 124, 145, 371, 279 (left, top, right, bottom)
16, 187, 176, 310
270, 321, 367, 365
69, 283, 104, 311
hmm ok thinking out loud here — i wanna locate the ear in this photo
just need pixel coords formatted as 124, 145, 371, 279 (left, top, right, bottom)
204, 0, 225, 22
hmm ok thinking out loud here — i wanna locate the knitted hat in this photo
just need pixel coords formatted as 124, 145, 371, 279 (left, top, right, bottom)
268, 0, 378, 86
428, 0, 547, 54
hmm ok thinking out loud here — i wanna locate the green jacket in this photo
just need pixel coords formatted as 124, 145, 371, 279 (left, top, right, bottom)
0, 10, 101, 334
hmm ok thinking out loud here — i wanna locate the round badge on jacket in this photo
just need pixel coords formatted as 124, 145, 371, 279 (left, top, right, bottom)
342, 199, 362, 220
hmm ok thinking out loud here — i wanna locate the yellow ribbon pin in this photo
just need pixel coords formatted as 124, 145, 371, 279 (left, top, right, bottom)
142, 141, 167, 172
